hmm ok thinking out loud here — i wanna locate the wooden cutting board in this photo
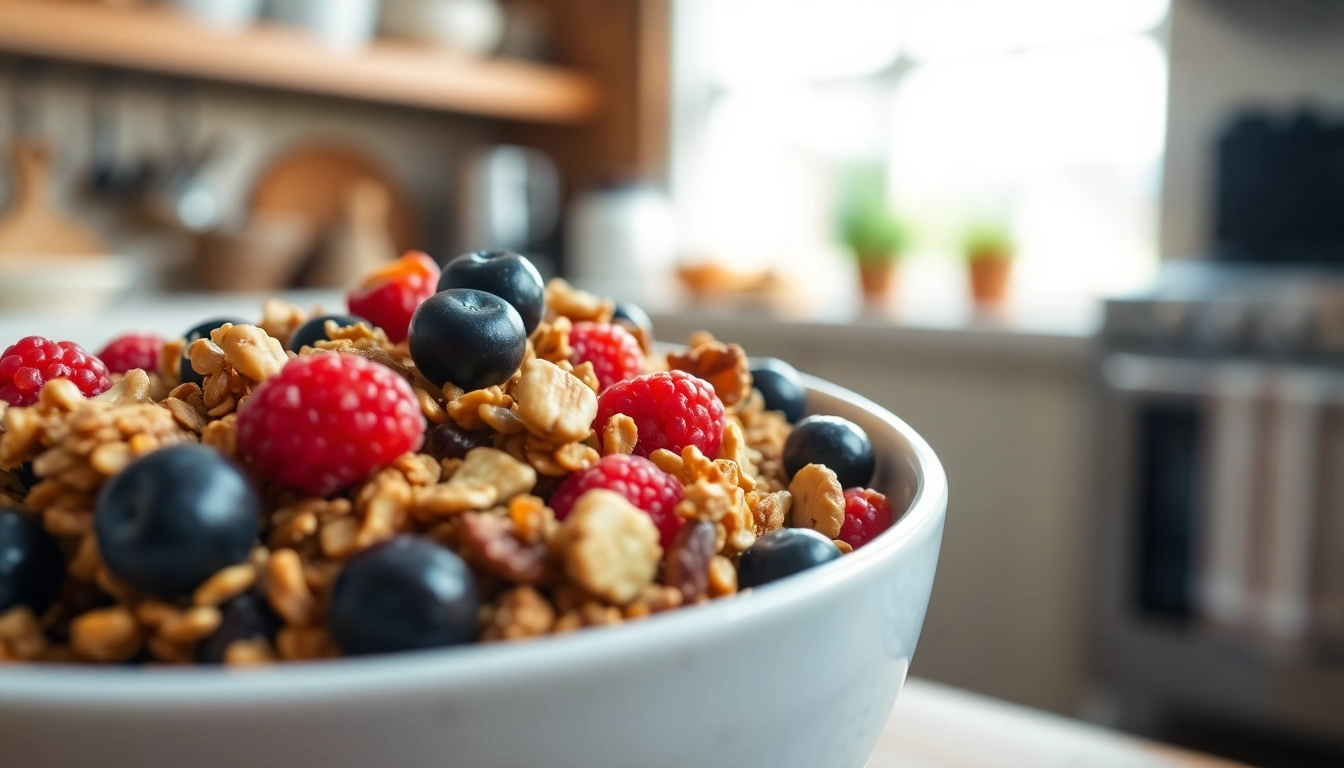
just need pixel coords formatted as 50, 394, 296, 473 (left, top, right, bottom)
0, 139, 106, 257
248, 143, 419, 255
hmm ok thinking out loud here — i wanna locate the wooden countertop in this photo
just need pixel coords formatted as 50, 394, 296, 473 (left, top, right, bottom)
874, 679, 1249, 768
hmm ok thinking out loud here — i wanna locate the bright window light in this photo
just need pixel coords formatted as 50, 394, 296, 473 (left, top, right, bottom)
903, 0, 1170, 61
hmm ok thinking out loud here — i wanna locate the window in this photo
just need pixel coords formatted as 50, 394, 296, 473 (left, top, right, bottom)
671, 0, 1170, 312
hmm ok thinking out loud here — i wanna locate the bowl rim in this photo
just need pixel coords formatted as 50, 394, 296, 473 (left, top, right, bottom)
0, 373, 947, 704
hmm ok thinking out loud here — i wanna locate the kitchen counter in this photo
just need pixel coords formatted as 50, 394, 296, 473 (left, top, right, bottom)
877, 679, 1246, 768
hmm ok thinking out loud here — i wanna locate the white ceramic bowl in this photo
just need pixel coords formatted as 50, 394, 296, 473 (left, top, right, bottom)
0, 375, 947, 768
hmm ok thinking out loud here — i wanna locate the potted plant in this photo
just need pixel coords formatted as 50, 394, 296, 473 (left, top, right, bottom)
962, 222, 1014, 307
838, 167, 906, 303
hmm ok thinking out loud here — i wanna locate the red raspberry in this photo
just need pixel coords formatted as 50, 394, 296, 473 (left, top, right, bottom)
595, 371, 725, 458
237, 353, 426, 495
570, 321, 644, 391
550, 454, 684, 549
0, 336, 112, 406
346, 251, 441, 343
97, 333, 164, 375
839, 488, 894, 550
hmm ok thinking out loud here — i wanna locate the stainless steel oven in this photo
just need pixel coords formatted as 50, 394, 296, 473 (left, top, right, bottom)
1092, 264, 1344, 744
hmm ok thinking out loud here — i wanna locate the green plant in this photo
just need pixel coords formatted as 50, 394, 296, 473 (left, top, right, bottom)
962, 222, 1014, 262
837, 165, 907, 263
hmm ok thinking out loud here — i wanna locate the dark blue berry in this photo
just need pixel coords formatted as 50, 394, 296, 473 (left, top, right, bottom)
196, 591, 280, 664
328, 536, 480, 656
409, 288, 526, 391
287, 314, 370, 352
437, 251, 546, 335
179, 317, 247, 387
428, 422, 494, 462
0, 502, 64, 614
738, 528, 841, 589
749, 358, 806, 423
782, 415, 875, 488
94, 444, 260, 600
612, 301, 653, 342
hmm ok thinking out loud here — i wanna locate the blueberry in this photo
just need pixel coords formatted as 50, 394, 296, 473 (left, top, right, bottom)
195, 591, 281, 664
179, 317, 247, 387
612, 301, 653, 340
437, 251, 546, 335
408, 288, 527, 391
0, 502, 64, 614
428, 422, 495, 462
738, 528, 841, 589
287, 314, 371, 352
94, 444, 260, 600
750, 358, 806, 423
328, 536, 480, 656
782, 415, 875, 488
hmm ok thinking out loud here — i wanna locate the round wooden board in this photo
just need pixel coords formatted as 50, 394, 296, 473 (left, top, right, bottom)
248, 143, 420, 255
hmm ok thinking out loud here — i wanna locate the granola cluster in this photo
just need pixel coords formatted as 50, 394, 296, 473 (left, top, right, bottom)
0, 277, 879, 666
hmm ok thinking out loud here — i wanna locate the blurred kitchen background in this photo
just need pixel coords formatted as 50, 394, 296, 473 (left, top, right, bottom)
3, 0, 1344, 764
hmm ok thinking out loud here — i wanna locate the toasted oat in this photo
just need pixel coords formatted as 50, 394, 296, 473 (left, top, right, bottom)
413, 447, 537, 517
834, 539, 854, 555
92, 368, 153, 406
716, 422, 757, 490
622, 584, 683, 619
200, 414, 239, 459
276, 626, 336, 661
213, 323, 288, 382
553, 442, 599, 473
70, 606, 143, 663
265, 549, 319, 626
258, 298, 308, 348
788, 463, 845, 539
667, 339, 752, 409
481, 586, 556, 641
707, 555, 738, 598
156, 606, 223, 643
601, 414, 638, 456
193, 563, 257, 607
528, 316, 573, 363
446, 386, 512, 432
158, 337, 187, 387
224, 638, 278, 665
0, 606, 48, 660
544, 278, 615, 323
560, 489, 662, 605
514, 359, 597, 445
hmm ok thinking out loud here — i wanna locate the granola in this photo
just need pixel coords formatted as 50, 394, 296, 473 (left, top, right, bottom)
0, 264, 901, 666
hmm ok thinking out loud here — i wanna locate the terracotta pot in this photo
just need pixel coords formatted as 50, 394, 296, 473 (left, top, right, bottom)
968, 257, 1011, 306
857, 259, 898, 302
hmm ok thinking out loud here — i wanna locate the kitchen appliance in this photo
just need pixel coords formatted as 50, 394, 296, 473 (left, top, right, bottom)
1093, 261, 1344, 746
455, 145, 559, 274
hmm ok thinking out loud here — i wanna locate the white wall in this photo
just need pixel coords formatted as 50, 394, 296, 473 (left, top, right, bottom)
1161, 0, 1344, 259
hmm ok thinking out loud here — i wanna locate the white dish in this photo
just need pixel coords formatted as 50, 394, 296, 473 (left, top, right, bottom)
0, 374, 947, 768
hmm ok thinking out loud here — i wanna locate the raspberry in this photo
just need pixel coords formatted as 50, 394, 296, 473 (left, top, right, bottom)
346, 251, 441, 343
595, 371, 726, 458
570, 321, 644, 391
0, 336, 112, 406
550, 454, 684, 549
237, 353, 426, 495
839, 488, 894, 550
97, 333, 164, 375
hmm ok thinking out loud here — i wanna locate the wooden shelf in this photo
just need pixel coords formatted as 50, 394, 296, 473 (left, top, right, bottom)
0, 0, 600, 124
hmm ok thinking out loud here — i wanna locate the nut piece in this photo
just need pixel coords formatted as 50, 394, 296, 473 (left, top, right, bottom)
92, 368, 153, 406
748, 490, 791, 536
667, 340, 751, 409
514, 358, 598, 444
215, 323, 288, 382
788, 463, 845, 539
561, 489, 662, 605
